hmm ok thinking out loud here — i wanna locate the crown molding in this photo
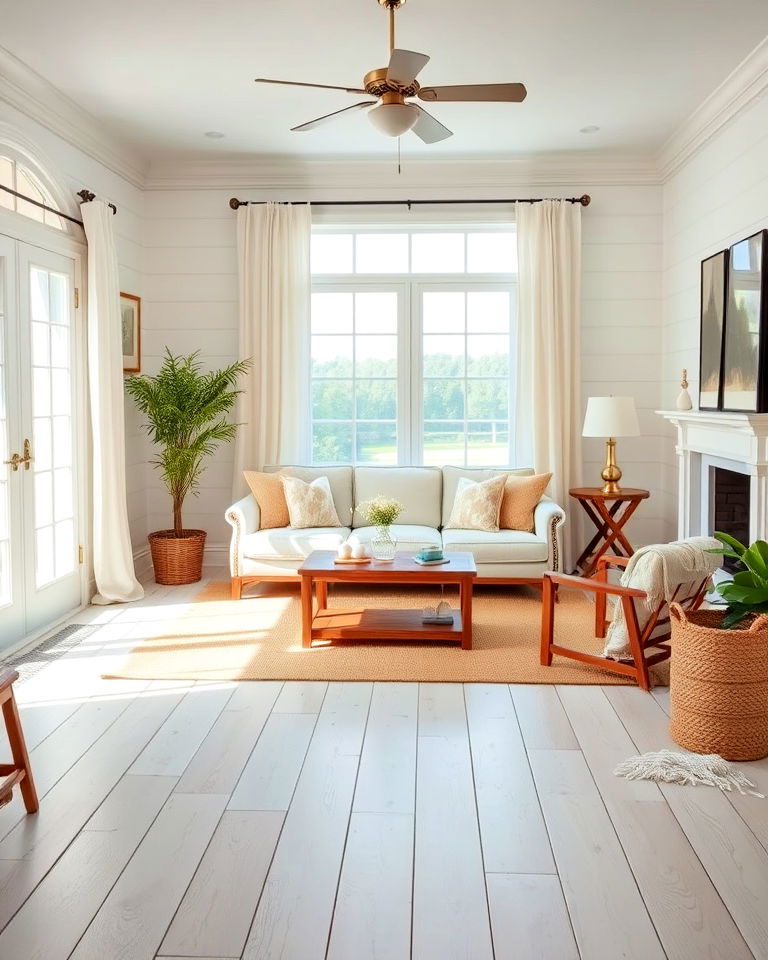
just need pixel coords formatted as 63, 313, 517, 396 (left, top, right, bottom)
0, 45, 147, 189
144, 152, 661, 192
658, 36, 768, 181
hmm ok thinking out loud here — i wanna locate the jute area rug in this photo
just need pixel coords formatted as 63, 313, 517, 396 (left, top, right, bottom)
105, 581, 660, 685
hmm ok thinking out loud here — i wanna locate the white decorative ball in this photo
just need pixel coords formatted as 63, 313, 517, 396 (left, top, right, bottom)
352, 544, 368, 559
337, 541, 353, 559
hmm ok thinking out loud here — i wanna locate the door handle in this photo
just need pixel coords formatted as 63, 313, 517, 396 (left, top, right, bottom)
4, 441, 32, 472
4, 452, 22, 471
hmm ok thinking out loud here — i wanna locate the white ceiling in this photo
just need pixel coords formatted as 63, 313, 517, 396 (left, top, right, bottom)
3, 0, 768, 161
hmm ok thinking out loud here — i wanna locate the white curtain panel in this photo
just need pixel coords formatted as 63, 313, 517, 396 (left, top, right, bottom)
232, 202, 311, 498
81, 200, 144, 604
515, 199, 582, 568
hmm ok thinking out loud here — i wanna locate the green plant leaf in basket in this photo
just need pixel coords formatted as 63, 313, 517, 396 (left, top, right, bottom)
713, 531, 748, 556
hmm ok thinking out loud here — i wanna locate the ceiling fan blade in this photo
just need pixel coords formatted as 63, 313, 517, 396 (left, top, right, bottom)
291, 101, 377, 132
255, 78, 367, 94
418, 83, 527, 103
387, 49, 430, 85
411, 106, 453, 144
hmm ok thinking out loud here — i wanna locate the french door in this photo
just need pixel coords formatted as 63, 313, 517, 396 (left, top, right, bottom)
0, 235, 83, 649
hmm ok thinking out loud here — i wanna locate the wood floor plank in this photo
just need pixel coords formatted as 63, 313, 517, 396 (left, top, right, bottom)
272, 681, 328, 714
175, 682, 283, 794
0, 775, 176, 960
228, 713, 317, 811
352, 682, 418, 815
242, 682, 372, 960
486, 873, 578, 960
607, 686, 768, 959
70, 792, 228, 960
510, 684, 579, 750
464, 684, 555, 874
412, 683, 494, 960
559, 686, 753, 960
0, 685, 185, 929
130, 684, 235, 776
529, 749, 666, 960
160, 810, 284, 959
326, 812, 413, 960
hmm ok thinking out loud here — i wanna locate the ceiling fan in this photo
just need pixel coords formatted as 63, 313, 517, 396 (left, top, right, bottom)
254, 0, 527, 143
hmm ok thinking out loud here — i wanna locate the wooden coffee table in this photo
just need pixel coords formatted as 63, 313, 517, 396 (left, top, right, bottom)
298, 550, 477, 649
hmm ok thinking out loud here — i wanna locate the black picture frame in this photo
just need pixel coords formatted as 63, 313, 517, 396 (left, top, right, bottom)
722, 230, 768, 413
699, 249, 728, 411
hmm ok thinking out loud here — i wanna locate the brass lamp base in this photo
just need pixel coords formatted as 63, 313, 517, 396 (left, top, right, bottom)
601, 437, 623, 495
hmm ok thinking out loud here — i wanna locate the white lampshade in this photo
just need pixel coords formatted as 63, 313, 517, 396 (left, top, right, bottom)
368, 102, 419, 137
582, 396, 640, 438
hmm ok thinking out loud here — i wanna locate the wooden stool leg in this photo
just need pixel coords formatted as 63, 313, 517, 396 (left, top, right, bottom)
2, 691, 38, 814
540, 575, 555, 666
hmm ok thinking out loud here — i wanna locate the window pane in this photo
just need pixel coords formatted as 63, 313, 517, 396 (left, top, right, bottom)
16, 170, 44, 222
354, 292, 397, 333
311, 234, 353, 274
355, 234, 408, 273
467, 335, 509, 376
313, 423, 353, 464
35, 471, 53, 528
467, 379, 509, 420
356, 379, 397, 419
467, 421, 510, 465
0, 157, 12, 209
55, 518, 75, 577
423, 291, 464, 333
424, 379, 464, 419
423, 335, 464, 377
33, 368, 51, 416
411, 233, 464, 273
30, 269, 49, 324
36, 526, 54, 587
49, 273, 68, 326
311, 292, 353, 334
424, 422, 465, 466
355, 335, 397, 376
356, 422, 397, 464
312, 380, 353, 419
467, 291, 510, 333
311, 335, 352, 377
467, 232, 517, 273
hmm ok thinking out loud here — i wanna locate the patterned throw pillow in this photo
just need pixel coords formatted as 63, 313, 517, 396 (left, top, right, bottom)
499, 472, 552, 532
243, 470, 290, 530
445, 474, 507, 532
281, 475, 342, 529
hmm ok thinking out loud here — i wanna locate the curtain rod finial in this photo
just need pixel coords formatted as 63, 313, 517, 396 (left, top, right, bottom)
579, 194, 591, 207
77, 189, 95, 204
229, 197, 243, 210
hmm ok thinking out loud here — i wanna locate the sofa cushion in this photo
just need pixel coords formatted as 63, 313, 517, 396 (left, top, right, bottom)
265, 465, 353, 525
441, 528, 548, 564
500, 472, 552, 532
281, 475, 342, 528
441, 466, 534, 527
353, 466, 442, 528
242, 526, 351, 561
445, 475, 507, 532
243, 470, 289, 530
349, 524, 442, 552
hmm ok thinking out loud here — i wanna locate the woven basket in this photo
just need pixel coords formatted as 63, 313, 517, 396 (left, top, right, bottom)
148, 529, 207, 585
669, 602, 768, 761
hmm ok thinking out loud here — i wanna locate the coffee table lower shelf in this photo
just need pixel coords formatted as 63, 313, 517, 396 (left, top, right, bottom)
309, 607, 467, 647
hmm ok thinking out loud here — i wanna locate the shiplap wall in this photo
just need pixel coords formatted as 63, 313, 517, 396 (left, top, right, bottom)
661, 90, 768, 541
141, 181, 664, 553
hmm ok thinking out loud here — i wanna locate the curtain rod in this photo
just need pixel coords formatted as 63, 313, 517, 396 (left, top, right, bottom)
228, 194, 591, 210
0, 184, 117, 227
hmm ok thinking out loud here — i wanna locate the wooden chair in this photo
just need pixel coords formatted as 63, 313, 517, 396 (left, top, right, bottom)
0, 668, 38, 813
540, 554, 710, 690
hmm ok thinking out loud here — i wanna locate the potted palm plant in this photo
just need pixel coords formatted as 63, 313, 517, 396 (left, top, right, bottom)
126, 350, 250, 585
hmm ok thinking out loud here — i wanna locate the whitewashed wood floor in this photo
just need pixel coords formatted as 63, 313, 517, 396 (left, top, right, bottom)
1, 569, 768, 960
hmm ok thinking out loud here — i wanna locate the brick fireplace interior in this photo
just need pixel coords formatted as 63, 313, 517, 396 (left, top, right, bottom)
712, 467, 750, 572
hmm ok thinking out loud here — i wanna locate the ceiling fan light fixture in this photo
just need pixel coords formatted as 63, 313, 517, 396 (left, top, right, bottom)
368, 101, 419, 137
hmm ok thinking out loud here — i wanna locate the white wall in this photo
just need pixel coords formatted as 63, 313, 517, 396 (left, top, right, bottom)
141, 179, 664, 554
661, 89, 768, 541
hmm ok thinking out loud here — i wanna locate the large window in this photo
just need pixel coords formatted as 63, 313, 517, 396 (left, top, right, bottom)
310, 226, 517, 467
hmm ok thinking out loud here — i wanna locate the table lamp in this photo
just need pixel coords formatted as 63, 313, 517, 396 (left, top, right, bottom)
582, 396, 640, 495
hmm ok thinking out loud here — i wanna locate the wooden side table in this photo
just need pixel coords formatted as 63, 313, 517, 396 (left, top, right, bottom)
569, 487, 650, 577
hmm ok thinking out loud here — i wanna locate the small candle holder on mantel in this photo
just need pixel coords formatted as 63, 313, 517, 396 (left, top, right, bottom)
676, 369, 693, 411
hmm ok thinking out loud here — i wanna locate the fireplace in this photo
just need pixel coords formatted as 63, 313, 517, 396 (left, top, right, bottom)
711, 467, 750, 571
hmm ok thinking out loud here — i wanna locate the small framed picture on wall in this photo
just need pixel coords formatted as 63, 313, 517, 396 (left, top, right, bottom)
722, 230, 768, 412
121, 292, 141, 373
699, 249, 728, 410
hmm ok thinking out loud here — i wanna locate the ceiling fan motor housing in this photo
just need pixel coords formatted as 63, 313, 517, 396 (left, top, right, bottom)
364, 68, 419, 99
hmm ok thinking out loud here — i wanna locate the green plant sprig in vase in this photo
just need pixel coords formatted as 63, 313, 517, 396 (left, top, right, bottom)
708, 531, 768, 628
359, 496, 404, 561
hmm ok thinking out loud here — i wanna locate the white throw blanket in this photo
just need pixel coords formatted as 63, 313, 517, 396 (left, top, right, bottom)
603, 536, 722, 659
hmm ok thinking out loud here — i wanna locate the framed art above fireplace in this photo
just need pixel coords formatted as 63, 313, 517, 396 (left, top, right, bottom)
699, 249, 728, 410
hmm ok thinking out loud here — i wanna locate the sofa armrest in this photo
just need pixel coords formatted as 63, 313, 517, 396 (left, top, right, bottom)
225, 494, 261, 577
534, 497, 566, 573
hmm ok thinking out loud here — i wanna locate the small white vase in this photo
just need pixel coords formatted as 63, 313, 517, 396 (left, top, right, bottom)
676, 387, 693, 411
371, 526, 397, 561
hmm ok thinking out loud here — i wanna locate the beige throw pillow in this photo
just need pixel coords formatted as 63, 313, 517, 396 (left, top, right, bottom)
281, 475, 342, 529
499, 472, 552, 532
445, 474, 507, 531
243, 470, 290, 530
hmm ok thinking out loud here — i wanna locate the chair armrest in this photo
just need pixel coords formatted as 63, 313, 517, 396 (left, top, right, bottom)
597, 555, 630, 571
225, 495, 261, 577
543, 570, 647, 599
534, 497, 567, 572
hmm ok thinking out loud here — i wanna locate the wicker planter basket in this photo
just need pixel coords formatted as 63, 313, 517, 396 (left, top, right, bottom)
669, 602, 768, 761
148, 529, 207, 585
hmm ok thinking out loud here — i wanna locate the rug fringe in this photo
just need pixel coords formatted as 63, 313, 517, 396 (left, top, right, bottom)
614, 749, 764, 798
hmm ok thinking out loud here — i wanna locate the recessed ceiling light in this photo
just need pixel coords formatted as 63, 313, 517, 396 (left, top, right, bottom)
204, 131, 225, 139
580, 125, 600, 134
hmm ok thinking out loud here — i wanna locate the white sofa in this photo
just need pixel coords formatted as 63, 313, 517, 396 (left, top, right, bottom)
225, 465, 566, 598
